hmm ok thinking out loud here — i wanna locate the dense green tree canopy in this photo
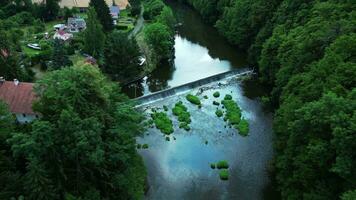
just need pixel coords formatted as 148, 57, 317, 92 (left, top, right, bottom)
90, 0, 114, 32
7, 65, 146, 199
84, 8, 106, 59
144, 22, 174, 60
102, 32, 142, 82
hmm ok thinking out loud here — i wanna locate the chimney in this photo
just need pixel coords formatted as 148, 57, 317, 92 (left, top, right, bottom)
13, 79, 19, 86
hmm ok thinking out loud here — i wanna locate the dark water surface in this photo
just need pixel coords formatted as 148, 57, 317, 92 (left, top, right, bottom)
122, 0, 247, 98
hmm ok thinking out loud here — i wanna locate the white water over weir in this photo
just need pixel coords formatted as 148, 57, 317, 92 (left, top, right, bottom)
134, 68, 254, 106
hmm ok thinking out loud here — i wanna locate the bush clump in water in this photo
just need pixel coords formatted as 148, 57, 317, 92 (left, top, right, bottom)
163, 105, 168, 111
142, 144, 149, 149
237, 118, 249, 136
151, 112, 174, 135
216, 110, 223, 117
173, 101, 191, 131
137, 144, 142, 149
204, 95, 208, 99
222, 100, 242, 125
224, 94, 233, 100
165, 136, 170, 141
219, 169, 229, 180
213, 91, 220, 98
186, 94, 201, 105
216, 160, 229, 169
213, 101, 220, 106
210, 163, 216, 169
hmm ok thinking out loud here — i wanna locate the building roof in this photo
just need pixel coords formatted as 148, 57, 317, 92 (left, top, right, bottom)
0, 81, 36, 115
110, 5, 120, 14
32, 0, 129, 10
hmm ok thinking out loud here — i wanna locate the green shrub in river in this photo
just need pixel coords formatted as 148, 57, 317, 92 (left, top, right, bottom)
151, 112, 174, 135
186, 94, 201, 105
213, 91, 220, 98
216, 160, 229, 169
142, 144, 149, 149
216, 110, 223, 117
163, 105, 168, 111
213, 101, 220, 106
237, 118, 249, 136
222, 100, 242, 125
204, 95, 208, 99
210, 163, 216, 169
173, 101, 191, 131
219, 169, 229, 180
224, 94, 233, 100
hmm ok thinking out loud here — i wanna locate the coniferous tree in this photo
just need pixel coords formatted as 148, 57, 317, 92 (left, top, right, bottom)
50, 39, 72, 70
84, 8, 105, 59
103, 32, 142, 82
89, 0, 114, 32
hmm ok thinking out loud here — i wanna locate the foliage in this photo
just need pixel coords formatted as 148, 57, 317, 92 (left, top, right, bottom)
210, 163, 216, 169
224, 94, 232, 100
129, 0, 141, 16
216, 160, 229, 169
102, 32, 142, 81
219, 169, 229, 180
215, 110, 223, 117
213, 91, 220, 98
151, 112, 174, 135
186, 94, 201, 105
144, 22, 174, 61
237, 118, 249, 137
143, 0, 165, 20
7, 65, 146, 199
84, 8, 105, 59
221, 100, 241, 125
213, 101, 220, 106
50, 39, 72, 70
90, 0, 114, 32
172, 101, 191, 130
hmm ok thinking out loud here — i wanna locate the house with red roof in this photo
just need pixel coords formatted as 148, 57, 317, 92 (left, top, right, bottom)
0, 78, 38, 123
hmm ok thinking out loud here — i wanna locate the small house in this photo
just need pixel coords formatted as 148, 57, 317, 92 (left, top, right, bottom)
53, 30, 73, 41
67, 17, 86, 33
0, 78, 38, 123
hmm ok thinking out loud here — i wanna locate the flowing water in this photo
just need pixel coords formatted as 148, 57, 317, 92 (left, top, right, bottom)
125, 1, 278, 199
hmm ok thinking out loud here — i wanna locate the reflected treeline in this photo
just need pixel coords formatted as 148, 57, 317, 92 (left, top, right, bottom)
166, 0, 247, 68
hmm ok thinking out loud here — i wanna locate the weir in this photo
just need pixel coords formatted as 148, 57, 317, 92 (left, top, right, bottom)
135, 68, 254, 106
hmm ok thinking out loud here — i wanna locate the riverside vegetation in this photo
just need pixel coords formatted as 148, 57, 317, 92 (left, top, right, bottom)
178, 0, 356, 198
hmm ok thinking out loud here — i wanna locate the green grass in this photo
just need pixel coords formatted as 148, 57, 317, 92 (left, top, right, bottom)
219, 169, 229, 180
216, 110, 223, 117
151, 112, 174, 135
186, 94, 201, 105
213, 91, 220, 98
216, 160, 229, 169
221, 100, 242, 125
237, 118, 249, 136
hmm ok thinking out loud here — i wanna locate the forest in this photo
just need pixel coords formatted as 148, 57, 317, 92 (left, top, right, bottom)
177, 0, 356, 199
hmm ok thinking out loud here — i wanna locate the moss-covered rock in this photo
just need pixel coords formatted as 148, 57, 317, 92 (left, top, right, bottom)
216, 160, 229, 169
237, 118, 249, 136
213, 91, 220, 98
151, 112, 174, 135
216, 109, 223, 117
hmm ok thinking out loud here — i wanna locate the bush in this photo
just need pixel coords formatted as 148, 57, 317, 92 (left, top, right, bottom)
173, 102, 191, 130
137, 144, 142, 149
186, 94, 201, 105
151, 112, 174, 135
163, 105, 168, 111
237, 118, 249, 136
204, 95, 208, 99
210, 163, 216, 169
213, 91, 220, 98
142, 144, 149, 149
222, 100, 241, 125
216, 110, 223, 117
219, 169, 229, 180
224, 94, 233, 100
165, 136, 170, 141
213, 101, 220, 106
216, 160, 229, 169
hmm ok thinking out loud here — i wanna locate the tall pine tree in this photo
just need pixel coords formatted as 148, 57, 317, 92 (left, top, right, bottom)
89, 0, 114, 32
84, 8, 105, 59
50, 39, 72, 70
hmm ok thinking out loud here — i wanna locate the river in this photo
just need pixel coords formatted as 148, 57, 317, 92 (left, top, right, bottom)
125, 1, 278, 199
